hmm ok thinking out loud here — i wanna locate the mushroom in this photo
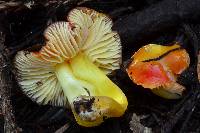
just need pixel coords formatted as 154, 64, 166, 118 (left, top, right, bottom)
14, 7, 128, 127
126, 42, 190, 99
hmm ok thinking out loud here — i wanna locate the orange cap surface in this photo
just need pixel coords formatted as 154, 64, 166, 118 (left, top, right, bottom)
127, 43, 190, 92
127, 61, 170, 89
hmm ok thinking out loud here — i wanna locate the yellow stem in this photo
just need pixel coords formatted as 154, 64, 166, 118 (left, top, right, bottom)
55, 62, 89, 103
70, 53, 128, 112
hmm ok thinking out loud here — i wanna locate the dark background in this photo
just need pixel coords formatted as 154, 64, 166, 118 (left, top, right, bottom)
0, 0, 199, 132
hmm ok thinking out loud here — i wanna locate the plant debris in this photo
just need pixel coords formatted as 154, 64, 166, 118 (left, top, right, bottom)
129, 113, 152, 133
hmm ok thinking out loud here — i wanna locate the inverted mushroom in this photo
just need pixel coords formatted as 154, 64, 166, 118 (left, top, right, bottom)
14, 7, 128, 127
126, 42, 190, 99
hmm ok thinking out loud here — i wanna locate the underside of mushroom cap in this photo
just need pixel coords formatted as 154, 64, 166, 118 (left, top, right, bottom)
15, 7, 122, 106
31, 7, 121, 74
15, 51, 68, 106
19, 6, 120, 100
68, 7, 121, 74
37, 22, 80, 63
14, 7, 126, 127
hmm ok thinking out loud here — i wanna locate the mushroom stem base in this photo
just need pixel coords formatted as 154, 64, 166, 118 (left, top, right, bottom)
55, 53, 128, 127
70, 53, 128, 111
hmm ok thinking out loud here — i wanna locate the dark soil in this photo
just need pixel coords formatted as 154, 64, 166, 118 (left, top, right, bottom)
0, 0, 199, 133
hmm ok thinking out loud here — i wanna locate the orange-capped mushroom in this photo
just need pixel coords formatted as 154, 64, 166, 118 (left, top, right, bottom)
127, 61, 170, 89
126, 42, 190, 99
160, 49, 190, 74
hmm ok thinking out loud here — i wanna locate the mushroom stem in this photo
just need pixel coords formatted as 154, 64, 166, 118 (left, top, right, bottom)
70, 53, 128, 111
55, 62, 90, 104
54, 53, 127, 127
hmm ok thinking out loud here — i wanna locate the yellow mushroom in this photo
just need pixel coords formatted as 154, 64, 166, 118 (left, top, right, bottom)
14, 7, 128, 127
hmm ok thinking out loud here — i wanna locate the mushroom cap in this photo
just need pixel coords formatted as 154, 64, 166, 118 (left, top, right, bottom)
14, 7, 121, 106
127, 61, 171, 88
127, 43, 190, 93
132, 43, 180, 62
68, 7, 121, 73
160, 49, 190, 74
15, 51, 67, 106
39, 7, 121, 73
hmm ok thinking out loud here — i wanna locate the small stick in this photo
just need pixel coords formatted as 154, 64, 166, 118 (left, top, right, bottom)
55, 123, 69, 133
0, 32, 19, 133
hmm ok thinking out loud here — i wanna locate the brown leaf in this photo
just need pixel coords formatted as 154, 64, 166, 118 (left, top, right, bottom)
130, 113, 152, 133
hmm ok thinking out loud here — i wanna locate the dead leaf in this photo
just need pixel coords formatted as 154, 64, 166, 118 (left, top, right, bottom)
130, 113, 152, 133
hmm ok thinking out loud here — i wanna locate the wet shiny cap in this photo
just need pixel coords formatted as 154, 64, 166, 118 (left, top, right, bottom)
126, 42, 190, 99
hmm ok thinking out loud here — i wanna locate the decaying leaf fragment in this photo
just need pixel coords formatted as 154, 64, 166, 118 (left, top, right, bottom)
130, 113, 152, 133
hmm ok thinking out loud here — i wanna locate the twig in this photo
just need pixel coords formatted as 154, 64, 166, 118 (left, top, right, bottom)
179, 106, 196, 132
0, 0, 91, 11
0, 1, 22, 10
55, 123, 69, 133
0, 31, 19, 132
